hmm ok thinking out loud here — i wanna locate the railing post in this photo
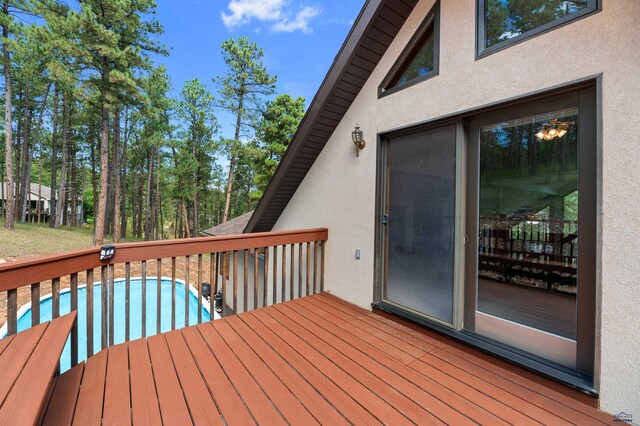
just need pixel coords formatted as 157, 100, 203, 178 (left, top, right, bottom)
101, 265, 108, 350
156, 259, 162, 334
86, 269, 94, 357
321, 241, 325, 292
108, 264, 115, 347
7, 289, 17, 335
263, 247, 269, 308
52, 277, 60, 319
171, 257, 176, 331
141, 261, 146, 338
210, 253, 216, 320
125, 262, 131, 342
185, 256, 190, 327
197, 254, 203, 324
233, 251, 238, 315
70, 273, 78, 367
30, 283, 40, 327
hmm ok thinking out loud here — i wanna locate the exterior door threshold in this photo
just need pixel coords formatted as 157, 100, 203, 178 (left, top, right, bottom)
372, 302, 599, 405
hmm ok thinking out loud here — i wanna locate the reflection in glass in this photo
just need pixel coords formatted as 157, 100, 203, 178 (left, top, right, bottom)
385, 126, 456, 324
387, 26, 435, 89
477, 108, 579, 339
485, 0, 589, 47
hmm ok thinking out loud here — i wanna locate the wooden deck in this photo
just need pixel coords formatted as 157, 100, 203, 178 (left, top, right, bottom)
43, 294, 615, 425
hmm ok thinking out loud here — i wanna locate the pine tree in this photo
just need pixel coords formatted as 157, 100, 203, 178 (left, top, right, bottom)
215, 37, 276, 223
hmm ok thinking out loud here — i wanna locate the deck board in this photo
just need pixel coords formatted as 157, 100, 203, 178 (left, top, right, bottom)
45, 293, 617, 425
43, 363, 85, 426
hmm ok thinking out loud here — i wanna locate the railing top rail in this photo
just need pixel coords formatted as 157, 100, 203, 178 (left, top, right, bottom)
0, 228, 328, 292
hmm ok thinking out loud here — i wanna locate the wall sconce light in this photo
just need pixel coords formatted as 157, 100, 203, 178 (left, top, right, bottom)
99, 244, 116, 261
352, 124, 366, 157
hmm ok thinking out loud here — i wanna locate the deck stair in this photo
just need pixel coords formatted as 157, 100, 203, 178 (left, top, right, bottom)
0, 312, 76, 426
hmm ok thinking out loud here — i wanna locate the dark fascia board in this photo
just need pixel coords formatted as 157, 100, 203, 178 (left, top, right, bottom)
246, 0, 417, 233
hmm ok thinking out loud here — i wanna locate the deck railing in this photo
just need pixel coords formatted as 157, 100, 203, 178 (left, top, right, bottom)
0, 228, 328, 368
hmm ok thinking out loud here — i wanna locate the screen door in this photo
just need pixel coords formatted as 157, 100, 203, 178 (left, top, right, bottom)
382, 124, 457, 325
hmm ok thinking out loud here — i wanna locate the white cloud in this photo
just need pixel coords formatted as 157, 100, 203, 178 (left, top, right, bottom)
221, 0, 321, 33
271, 6, 321, 33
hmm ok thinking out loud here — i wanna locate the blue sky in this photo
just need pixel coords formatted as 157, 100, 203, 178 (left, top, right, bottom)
152, 0, 364, 138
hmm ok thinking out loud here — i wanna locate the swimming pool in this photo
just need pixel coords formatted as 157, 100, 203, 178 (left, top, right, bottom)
3, 278, 213, 372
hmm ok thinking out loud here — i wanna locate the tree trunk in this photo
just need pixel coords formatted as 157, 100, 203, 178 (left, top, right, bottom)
93, 103, 109, 245
136, 180, 143, 239
120, 108, 129, 238
113, 107, 122, 242
192, 134, 199, 235
37, 151, 42, 223
154, 149, 160, 240
49, 87, 59, 227
90, 130, 98, 221
223, 95, 244, 223
19, 81, 31, 223
144, 147, 154, 241
3, 4, 14, 230
70, 141, 77, 227
55, 93, 69, 228
181, 197, 190, 238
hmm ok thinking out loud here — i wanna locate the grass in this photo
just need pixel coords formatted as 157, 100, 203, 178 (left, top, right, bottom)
0, 219, 141, 260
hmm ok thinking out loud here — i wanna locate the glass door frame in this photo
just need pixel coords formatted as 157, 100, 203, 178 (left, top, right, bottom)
374, 119, 466, 330
464, 87, 597, 376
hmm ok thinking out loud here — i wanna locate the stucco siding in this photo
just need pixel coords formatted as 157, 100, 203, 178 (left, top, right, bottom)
272, 0, 640, 415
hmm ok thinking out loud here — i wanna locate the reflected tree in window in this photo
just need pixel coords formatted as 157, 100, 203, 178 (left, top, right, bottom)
485, 0, 590, 47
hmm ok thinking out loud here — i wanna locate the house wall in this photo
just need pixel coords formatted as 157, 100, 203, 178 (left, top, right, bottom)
272, 0, 640, 415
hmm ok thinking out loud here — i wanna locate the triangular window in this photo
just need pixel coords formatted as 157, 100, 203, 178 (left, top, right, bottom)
379, 2, 440, 97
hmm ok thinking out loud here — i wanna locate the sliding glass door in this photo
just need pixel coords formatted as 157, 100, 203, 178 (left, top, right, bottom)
465, 87, 596, 374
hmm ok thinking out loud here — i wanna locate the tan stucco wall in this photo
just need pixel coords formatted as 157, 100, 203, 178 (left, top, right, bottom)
272, 0, 640, 415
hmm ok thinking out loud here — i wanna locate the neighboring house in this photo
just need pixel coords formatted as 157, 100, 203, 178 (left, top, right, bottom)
0, 182, 83, 224
1, 182, 55, 221
245, 0, 640, 417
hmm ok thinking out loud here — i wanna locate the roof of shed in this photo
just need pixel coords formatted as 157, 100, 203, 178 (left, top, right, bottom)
245, 0, 419, 232
201, 210, 254, 237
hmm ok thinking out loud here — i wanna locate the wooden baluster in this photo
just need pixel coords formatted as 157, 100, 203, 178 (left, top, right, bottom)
86, 269, 94, 358
30, 283, 40, 327
156, 259, 162, 334
185, 256, 190, 327
109, 264, 115, 347
171, 257, 176, 331
298, 243, 303, 299
7, 289, 17, 335
290, 244, 295, 299
141, 261, 147, 338
233, 251, 238, 315
313, 241, 319, 294
321, 241, 325, 292
210, 253, 216, 320
243, 249, 249, 314
273, 246, 278, 305
70, 273, 78, 367
198, 254, 203, 324
52, 277, 60, 319
222, 252, 228, 317
125, 262, 131, 342
253, 248, 259, 310
281, 245, 286, 302
306, 242, 311, 297
263, 246, 269, 308
100, 265, 108, 350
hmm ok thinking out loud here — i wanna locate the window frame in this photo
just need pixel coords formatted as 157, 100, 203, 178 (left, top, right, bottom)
476, 0, 600, 59
378, 1, 440, 98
